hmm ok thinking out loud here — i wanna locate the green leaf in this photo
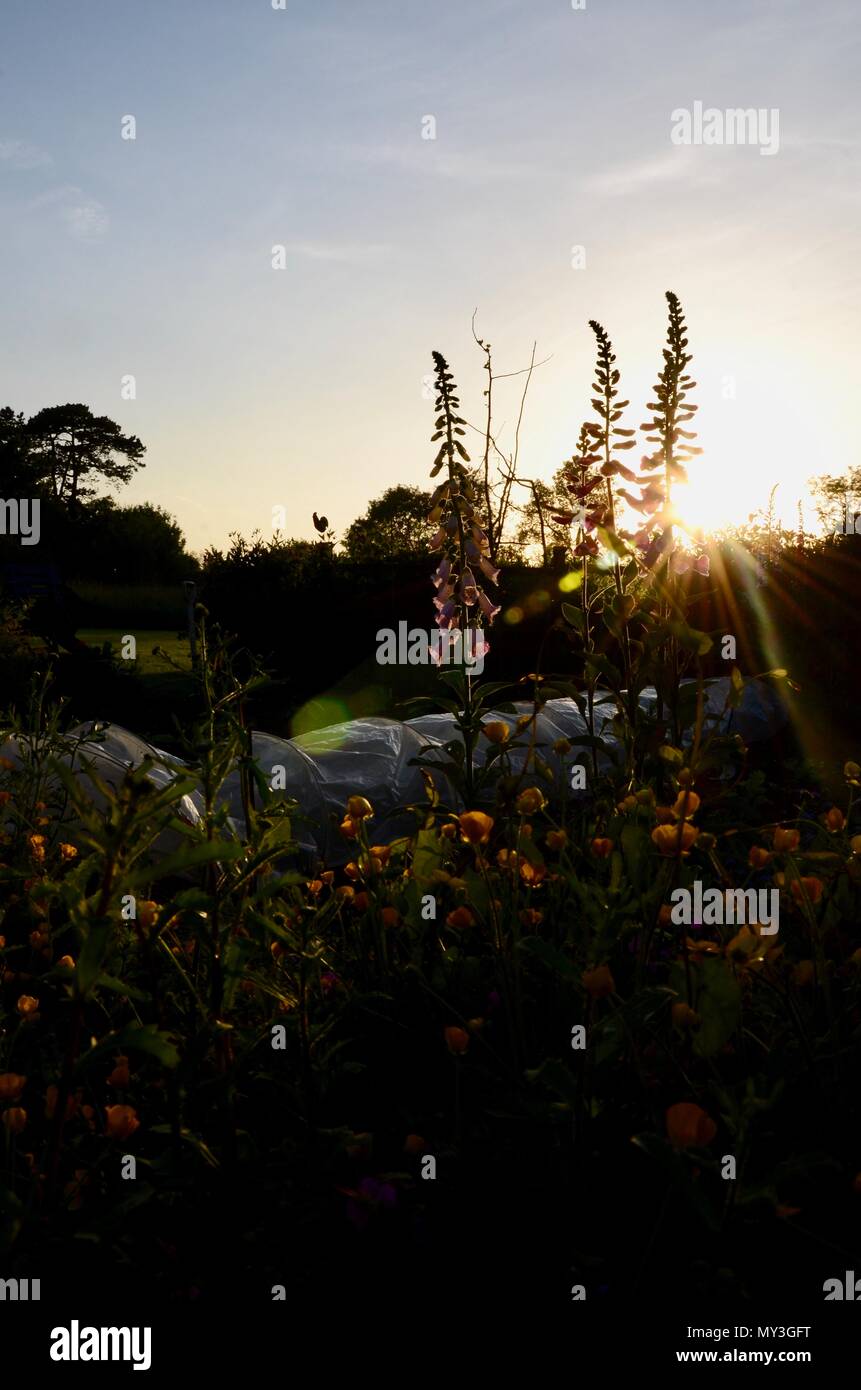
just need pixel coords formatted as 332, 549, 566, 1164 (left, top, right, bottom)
77, 1023, 181, 1073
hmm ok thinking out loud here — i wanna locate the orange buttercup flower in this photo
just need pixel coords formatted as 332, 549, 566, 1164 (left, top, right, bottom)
0, 791, 10, 805
2, 1107, 27, 1135
370, 846, 391, 866
136, 901, 160, 932
59, 842, 78, 861
16, 995, 39, 1017
519, 860, 546, 885
553, 738, 572, 756
27, 834, 46, 862
105, 1105, 140, 1142
790, 876, 823, 905
446, 905, 475, 929
665, 1101, 717, 1149
57, 955, 75, 969
0, 1074, 26, 1102
672, 790, 701, 820
307, 879, 323, 895
671, 1002, 700, 1030
824, 807, 845, 832
654, 805, 676, 825
352, 891, 370, 911
617, 795, 638, 814
658, 904, 673, 926
651, 823, 699, 856
481, 720, 511, 745
336, 885, 355, 903
380, 907, 400, 928
850, 835, 861, 855
591, 837, 613, 858
346, 796, 373, 821
339, 817, 360, 840
444, 1026, 470, 1055
458, 811, 494, 845
545, 829, 568, 852
404, 1133, 426, 1155
44, 1085, 78, 1121
793, 960, 815, 987
320, 871, 335, 886
344, 862, 361, 881
515, 788, 547, 816
496, 849, 519, 870
748, 846, 772, 869
108, 1056, 130, 1087
773, 827, 800, 853
519, 907, 543, 926
582, 965, 615, 999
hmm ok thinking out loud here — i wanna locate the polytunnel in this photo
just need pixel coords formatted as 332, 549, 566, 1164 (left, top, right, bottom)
0, 676, 790, 869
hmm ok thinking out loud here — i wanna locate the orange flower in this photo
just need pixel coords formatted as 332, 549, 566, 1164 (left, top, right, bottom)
515, 787, 547, 816
344, 861, 361, 880
108, 1056, 130, 1087
519, 907, 543, 927
773, 827, 800, 853
481, 721, 511, 745
458, 811, 493, 845
339, 817, 360, 840
370, 845, 392, 866
824, 807, 845, 832
671, 1002, 699, 1030
44, 1085, 78, 1121
654, 805, 676, 825
336, 885, 355, 903
748, 846, 772, 869
0, 1074, 26, 1102
553, 738, 572, 756
307, 879, 323, 895
59, 842, 78, 861
790, 876, 823, 905
545, 829, 568, 852
672, 790, 701, 820
651, 823, 699, 856
444, 1026, 470, 1055
617, 795, 638, 814
105, 1105, 140, 1142
404, 1133, 426, 1155
16, 995, 39, 1017
446, 906, 475, 929
496, 848, 519, 870
2, 1107, 27, 1135
665, 1101, 717, 1149
582, 965, 615, 999
320, 871, 335, 886
793, 960, 815, 987
27, 833, 46, 862
380, 907, 400, 928
137, 901, 160, 932
0, 791, 10, 806
591, 837, 613, 858
346, 796, 373, 821
519, 860, 546, 885
57, 954, 75, 970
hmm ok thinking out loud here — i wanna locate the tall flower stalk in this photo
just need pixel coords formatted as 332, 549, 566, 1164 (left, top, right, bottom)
427, 351, 501, 801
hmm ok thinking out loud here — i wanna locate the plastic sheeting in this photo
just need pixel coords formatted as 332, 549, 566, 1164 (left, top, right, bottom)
0, 677, 789, 869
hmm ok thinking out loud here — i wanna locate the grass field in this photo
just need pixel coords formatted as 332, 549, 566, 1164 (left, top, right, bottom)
78, 628, 193, 674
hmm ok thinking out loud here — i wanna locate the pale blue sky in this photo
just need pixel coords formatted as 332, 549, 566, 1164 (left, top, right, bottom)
1, 0, 859, 550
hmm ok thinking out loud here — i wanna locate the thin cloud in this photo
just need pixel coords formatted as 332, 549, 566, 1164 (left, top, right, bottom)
281, 240, 393, 264
583, 148, 715, 197
28, 184, 108, 239
0, 138, 52, 171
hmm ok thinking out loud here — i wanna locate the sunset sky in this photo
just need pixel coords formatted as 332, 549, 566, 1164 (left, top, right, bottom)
1, 0, 859, 552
